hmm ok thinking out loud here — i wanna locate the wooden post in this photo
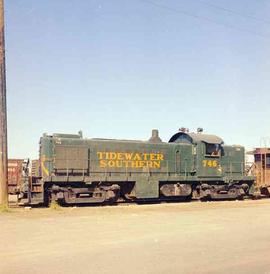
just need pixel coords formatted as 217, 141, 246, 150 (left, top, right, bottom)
0, 0, 8, 207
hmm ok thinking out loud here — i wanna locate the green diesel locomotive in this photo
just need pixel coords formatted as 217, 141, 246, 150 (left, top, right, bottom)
18, 129, 254, 206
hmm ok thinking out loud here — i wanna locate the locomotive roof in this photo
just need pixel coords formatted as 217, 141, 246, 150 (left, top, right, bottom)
169, 132, 224, 145
47, 131, 223, 145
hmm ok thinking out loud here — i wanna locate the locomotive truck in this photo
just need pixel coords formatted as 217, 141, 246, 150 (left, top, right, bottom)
18, 128, 255, 206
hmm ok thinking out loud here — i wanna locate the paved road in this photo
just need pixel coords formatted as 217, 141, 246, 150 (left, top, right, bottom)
1, 200, 270, 274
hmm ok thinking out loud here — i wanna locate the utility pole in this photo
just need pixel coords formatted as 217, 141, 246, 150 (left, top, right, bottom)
0, 0, 8, 207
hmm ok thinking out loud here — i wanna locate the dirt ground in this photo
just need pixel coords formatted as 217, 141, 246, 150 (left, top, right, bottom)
1, 199, 270, 274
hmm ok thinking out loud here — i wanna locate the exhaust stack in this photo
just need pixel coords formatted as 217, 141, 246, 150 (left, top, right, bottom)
149, 129, 162, 143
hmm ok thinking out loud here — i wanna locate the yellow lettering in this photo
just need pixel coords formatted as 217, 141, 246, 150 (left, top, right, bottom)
139, 161, 147, 168
108, 160, 115, 168
150, 154, 156, 161
157, 154, 164, 161
133, 154, 142, 161
97, 152, 105, 159
143, 153, 149, 160
124, 161, 131, 168
115, 160, 122, 168
109, 152, 117, 160
97, 151, 165, 169
99, 160, 107, 168
202, 160, 218, 168
125, 153, 133, 160
117, 153, 124, 160
153, 161, 160, 169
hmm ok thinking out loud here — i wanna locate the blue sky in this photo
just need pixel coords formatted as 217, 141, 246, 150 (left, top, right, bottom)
5, 0, 270, 158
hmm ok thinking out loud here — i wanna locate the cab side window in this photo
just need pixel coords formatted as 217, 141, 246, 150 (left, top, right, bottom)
205, 144, 220, 157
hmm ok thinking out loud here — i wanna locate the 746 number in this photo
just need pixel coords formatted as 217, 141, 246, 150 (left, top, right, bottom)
202, 160, 218, 168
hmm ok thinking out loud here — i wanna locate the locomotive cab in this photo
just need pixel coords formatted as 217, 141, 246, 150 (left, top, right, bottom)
169, 131, 224, 177
169, 130, 252, 199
